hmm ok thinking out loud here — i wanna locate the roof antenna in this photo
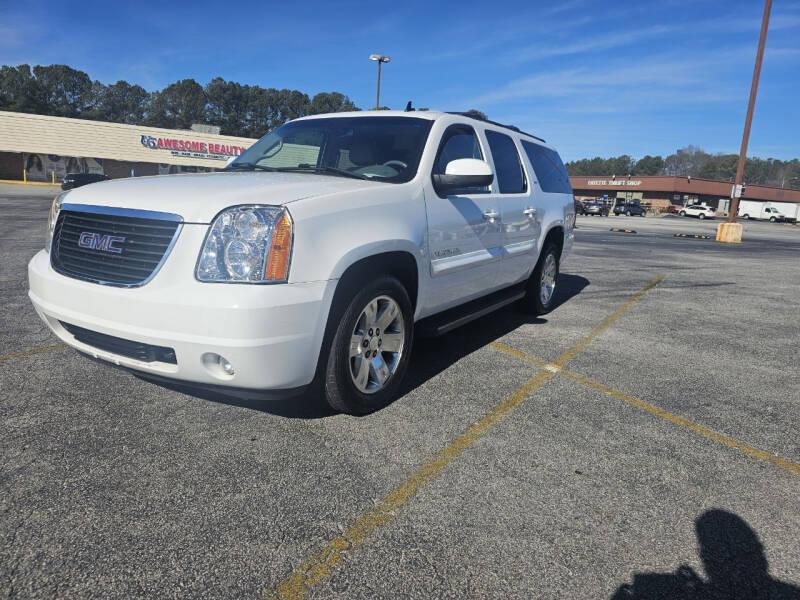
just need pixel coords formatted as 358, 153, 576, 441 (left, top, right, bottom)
404, 101, 414, 112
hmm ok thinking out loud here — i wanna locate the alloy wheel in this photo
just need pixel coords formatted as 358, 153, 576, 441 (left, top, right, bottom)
540, 253, 557, 306
348, 295, 405, 394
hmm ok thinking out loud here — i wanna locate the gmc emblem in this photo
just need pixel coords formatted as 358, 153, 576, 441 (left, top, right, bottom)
78, 232, 125, 254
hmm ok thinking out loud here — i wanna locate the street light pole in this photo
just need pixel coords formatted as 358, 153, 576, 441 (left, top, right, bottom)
369, 54, 390, 109
728, 0, 772, 223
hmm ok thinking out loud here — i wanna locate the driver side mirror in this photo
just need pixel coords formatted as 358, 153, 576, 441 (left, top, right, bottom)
433, 158, 494, 195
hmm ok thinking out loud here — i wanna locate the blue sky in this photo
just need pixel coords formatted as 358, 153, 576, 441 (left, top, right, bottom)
1, 0, 798, 161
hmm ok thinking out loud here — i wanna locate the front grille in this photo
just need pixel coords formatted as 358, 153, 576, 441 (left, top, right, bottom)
61, 322, 177, 364
51, 206, 181, 286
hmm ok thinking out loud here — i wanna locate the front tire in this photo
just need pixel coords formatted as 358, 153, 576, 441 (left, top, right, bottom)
323, 276, 413, 415
522, 242, 559, 315
699, 213, 705, 220
680, 211, 686, 216
769, 216, 776, 223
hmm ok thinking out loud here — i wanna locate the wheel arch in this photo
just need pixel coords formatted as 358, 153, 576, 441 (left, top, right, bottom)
541, 225, 565, 259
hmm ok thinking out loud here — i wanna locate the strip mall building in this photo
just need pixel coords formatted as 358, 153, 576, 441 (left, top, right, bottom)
0, 111, 257, 182
570, 175, 800, 212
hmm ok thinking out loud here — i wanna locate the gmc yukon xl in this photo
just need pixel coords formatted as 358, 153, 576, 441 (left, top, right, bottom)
29, 111, 575, 414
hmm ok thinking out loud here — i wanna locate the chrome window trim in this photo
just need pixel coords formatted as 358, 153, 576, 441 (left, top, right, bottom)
51, 204, 184, 288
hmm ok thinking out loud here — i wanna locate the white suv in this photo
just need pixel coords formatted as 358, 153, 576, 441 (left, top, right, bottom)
29, 111, 575, 414
680, 204, 716, 219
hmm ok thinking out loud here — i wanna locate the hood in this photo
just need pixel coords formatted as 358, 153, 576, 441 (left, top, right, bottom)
61, 171, 382, 223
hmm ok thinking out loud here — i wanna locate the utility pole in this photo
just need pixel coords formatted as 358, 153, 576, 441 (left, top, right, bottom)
369, 54, 390, 109
728, 0, 772, 223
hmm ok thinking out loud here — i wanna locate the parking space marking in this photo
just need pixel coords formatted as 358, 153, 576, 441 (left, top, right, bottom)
263, 275, 663, 600
490, 342, 800, 476
0, 343, 67, 361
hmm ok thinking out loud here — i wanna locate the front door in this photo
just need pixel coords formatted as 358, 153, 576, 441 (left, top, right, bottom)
424, 124, 502, 313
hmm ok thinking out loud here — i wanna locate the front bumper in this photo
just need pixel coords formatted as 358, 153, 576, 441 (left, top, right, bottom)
28, 240, 337, 391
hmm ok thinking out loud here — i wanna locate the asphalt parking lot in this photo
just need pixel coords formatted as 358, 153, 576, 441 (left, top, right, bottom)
2, 184, 799, 599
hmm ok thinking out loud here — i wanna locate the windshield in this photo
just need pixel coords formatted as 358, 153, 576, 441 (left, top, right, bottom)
228, 116, 433, 183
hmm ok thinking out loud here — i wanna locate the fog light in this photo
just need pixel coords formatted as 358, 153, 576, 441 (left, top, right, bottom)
219, 356, 235, 375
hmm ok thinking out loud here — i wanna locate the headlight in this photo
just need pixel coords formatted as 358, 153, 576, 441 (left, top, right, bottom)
45, 192, 67, 252
196, 205, 293, 283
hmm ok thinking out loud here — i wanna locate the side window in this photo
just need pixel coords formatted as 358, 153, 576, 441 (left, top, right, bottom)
485, 130, 526, 194
434, 125, 483, 174
521, 141, 572, 194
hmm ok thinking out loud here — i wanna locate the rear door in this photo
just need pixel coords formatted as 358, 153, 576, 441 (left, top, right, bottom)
483, 129, 539, 286
424, 124, 503, 310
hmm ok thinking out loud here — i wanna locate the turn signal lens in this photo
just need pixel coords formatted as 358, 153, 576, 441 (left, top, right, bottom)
264, 212, 292, 281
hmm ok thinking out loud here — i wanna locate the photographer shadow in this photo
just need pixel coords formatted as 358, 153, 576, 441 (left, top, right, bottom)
612, 509, 800, 600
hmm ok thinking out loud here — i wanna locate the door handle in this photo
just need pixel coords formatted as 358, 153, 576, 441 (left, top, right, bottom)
523, 206, 537, 217
483, 208, 500, 222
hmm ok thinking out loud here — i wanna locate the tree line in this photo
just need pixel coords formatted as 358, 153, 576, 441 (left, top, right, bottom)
565, 145, 800, 190
0, 64, 360, 138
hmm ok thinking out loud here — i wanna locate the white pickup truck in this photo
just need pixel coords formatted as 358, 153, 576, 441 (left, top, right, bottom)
29, 111, 575, 414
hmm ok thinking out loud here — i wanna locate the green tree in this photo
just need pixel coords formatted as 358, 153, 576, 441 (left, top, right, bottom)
32, 64, 93, 117
147, 78, 206, 129
633, 155, 665, 175
0, 64, 47, 113
205, 77, 251, 137
464, 109, 487, 120
91, 80, 150, 124
308, 92, 358, 115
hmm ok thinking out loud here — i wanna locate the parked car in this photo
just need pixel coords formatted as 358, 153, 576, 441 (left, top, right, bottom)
61, 172, 109, 190
613, 202, 646, 217
30, 111, 575, 415
679, 204, 716, 219
583, 202, 609, 216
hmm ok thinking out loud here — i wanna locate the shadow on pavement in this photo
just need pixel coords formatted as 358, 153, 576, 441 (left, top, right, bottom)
611, 509, 800, 600
134, 273, 589, 419
400, 272, 588, 396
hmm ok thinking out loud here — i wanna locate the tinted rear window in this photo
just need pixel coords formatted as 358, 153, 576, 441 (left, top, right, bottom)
521, 141, 572, 194
485, 130, 526, 194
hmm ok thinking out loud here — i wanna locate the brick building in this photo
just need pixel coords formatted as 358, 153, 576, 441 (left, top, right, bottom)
570, 175, 800, 213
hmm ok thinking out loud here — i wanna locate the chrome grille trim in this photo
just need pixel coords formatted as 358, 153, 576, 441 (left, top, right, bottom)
51, 203, 183, 288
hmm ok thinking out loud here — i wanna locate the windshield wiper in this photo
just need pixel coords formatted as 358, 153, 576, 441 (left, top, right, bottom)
225, 162, 277, 172
273, 165, 369, 181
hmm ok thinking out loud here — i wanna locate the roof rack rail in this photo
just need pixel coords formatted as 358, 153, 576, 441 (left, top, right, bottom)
446, 112, 546, 143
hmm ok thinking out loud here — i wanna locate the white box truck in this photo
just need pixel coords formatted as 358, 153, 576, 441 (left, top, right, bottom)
773, 201, 800, 223
738, 200, 791, 222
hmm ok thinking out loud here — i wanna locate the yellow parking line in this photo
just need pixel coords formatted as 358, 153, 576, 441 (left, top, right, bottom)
490, 342, 800, 476
0, 344, 67, 361
263, 275, 664, 600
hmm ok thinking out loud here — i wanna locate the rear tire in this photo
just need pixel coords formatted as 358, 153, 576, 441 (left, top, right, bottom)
626, 210, 631, 216
323, 276, 413, 415
522, 242, 559, 315
699, 213, 705, 220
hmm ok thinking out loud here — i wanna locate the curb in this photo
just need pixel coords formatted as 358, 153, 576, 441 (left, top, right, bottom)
0, 180, 60, 187
610, 228, 637, 234
674, 233, 712, 240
